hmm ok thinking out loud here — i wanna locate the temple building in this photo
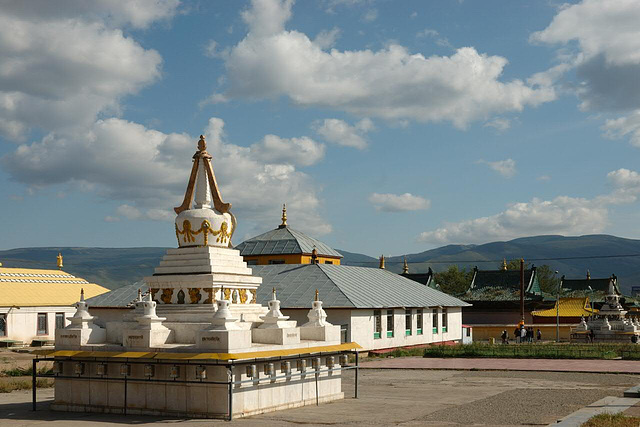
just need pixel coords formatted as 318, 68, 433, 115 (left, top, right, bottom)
0, 257, 108, 346
235, 205, 343, 265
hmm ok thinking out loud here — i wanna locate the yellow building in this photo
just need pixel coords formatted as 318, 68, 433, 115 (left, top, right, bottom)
0, 258, 109, 346
235, 205, 343, 265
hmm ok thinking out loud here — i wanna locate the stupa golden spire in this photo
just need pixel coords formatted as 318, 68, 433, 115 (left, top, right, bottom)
57, 253, 63, 270
281, 204, 287, 227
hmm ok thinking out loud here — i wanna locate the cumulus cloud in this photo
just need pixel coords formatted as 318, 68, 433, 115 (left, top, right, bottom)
369, 193, 430, 212
219, 0, 554, 128
418, 196, 607, 245
478, 159, 516, 178
532, 0, 640, 130
314, 118, 373, 149
0, 1, 171, 140
2, 117, 332, 237
250, 134, 325, 166
602, 111, 640, 147
418, 167, 640, 245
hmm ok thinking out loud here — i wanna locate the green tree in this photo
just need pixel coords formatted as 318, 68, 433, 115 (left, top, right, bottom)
434, 265, 473, 295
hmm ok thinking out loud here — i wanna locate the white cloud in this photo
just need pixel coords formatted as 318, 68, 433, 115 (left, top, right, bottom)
416, 29, 439, 39
369, 193, 430, 212
602, 111, 640, 147
418, 196, 608, 245
220, 0, 555, 129
0, 2, 171, 140
2, 117, 332, 236
313, 28, 341, 50
483, 117, 511, 132
532, 0, 640, 114
479, 159, 516, 178
250, 134, 325, 166
537, 175, 551, 182
418, 167, 640, 245
362, 9, 378, 23
104, 215, 120, 223
314, 118, 373, 149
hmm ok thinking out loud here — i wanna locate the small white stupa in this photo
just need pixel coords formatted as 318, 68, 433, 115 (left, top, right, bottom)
55, 289, 106, 348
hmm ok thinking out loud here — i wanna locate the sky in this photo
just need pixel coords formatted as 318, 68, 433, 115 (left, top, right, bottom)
1, 0, 640, 257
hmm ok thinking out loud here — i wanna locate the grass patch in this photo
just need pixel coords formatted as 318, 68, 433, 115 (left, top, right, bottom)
423, 343, 640, 360
0, 378, 53, 393
581, 412, 640, 427
0, 366, 52, 377
371, 348, 426, 358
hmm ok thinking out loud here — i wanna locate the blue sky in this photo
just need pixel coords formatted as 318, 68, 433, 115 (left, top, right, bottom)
1, 0, 640, 257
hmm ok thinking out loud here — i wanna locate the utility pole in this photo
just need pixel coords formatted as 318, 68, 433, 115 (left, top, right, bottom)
520, 258, 525, 327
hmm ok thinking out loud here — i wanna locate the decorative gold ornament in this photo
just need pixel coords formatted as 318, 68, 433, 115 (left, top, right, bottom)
160, 289, 173, 304
175, 219, 232, 245
379, 255, 385, 269
239, 288, 248, 304
315, 289, 319, 301
281, 204, 287, 227
402, 257, 408, 274
502, 258, 508, 271
150, 288, 159, 301
203, 288, 214, 304
57, 253, 63, 270
188, 288, 202, 304
223, 288, 231, 301
250, 289, 257, 304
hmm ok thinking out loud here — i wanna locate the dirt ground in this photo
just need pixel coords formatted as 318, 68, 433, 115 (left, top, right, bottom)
1, 365, 638, 426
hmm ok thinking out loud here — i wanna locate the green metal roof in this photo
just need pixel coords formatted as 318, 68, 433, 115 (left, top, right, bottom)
252, 264, 470, 309
235, 226, 343, 258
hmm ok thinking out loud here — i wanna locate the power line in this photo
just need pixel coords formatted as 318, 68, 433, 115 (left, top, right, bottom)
346, 253, 640, 265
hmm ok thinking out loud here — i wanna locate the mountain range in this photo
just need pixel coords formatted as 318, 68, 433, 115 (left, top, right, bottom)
1, 234, 639, 293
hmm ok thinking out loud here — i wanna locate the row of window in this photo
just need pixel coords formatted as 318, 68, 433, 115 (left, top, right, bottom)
0, 312, 66, 337
246, 259, 335, 265
373, 308, 448, 339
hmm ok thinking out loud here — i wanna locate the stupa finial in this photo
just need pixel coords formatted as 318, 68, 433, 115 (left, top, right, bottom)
402, 257, 409, 274
587, 270, 591, 280
315, 289, 319, 302
198, 135, 207, 152
280, 204, 287, 227
57, 253, 63, 270
80, 288, 85, 302
272, 287, 277, 300
379, 255, 385, 269
501, 258, 507, 271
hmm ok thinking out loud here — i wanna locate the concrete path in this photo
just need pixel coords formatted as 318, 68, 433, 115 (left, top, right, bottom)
361, 357, 640, 374
550, 396, 640, 426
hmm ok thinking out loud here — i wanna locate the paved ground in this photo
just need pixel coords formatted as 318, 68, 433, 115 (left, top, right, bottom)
361, 357, 640, 374
1, 367, 639, 426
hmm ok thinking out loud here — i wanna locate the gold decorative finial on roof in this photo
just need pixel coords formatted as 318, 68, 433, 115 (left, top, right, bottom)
402, 257, 409, 274
57, 253, 63, 270
315, 289, 319, 302
379, 255, 385, 269
587, 270, 591, 280
281, 203, 287, 227
198, 135, 207, 151
501, 258, 507, 271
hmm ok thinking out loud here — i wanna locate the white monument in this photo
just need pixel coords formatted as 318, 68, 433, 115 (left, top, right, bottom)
50, 135, 358, 419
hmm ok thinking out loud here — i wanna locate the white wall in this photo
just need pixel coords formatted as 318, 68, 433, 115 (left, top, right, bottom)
0, 306, 74, 344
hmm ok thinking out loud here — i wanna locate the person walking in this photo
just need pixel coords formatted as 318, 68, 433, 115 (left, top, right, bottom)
537, 328, 542, 342
514, 327, 520, 344
520, 326, 526, 344
501, 330, 508, 344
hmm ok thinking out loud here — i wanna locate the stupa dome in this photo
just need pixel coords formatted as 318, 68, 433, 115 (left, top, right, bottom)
174, 135, 236, 248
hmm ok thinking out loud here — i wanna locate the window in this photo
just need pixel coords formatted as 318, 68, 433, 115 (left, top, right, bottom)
246, 259, 258, 266
466, 327, 471, 337
373, 310, 382, 339
0, 314, 6, 337
386, 309, 394, 338
417, 309, 423, 335
324, 260, 333, 264
442, 308, 448, 333
340, 324, 349, 343
268, 260, 285, 265
37, 313, 48, 335
55, 313, 65, 330
405, 309, 412, 336
432, 309, 438, 334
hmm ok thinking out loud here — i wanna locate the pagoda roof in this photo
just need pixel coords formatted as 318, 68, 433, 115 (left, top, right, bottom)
532, 297, 597, 318
470, 267, 540, 294
0, 267, 109, 307
235, 226, 342, 258
560, 275, 620, 295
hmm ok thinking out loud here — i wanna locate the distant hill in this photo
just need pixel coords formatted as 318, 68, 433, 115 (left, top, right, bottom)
2, 235, 640, 293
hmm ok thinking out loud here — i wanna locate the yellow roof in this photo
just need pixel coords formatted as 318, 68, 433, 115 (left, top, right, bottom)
532, 297, 597, 318
32, 342, 363, 361
0, 267, 109, 307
